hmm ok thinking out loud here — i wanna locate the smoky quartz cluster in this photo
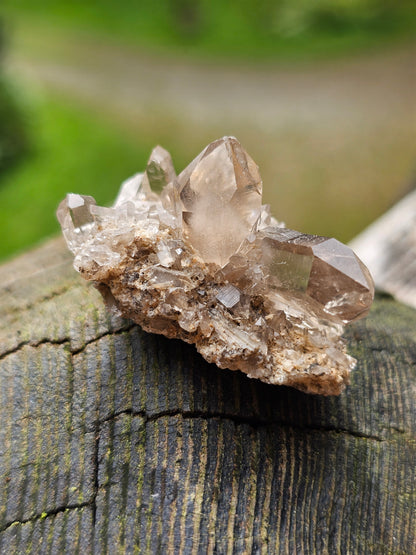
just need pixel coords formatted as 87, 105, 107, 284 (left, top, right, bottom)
57, 137, 374, 395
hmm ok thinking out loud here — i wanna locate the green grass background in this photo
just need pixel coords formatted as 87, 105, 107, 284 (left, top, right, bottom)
0, 94, 156, 260
3, 0, 416, 60
0, 1, 415, 260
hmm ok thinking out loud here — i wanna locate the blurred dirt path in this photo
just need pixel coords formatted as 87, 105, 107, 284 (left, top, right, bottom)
8, 37, 416, 132
5, 28, 416, 239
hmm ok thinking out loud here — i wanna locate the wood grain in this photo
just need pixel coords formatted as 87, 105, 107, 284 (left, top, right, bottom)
0, 238, 415, 554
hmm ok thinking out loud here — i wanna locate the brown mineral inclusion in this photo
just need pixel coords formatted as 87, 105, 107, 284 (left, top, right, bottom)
57, 137, 374, 395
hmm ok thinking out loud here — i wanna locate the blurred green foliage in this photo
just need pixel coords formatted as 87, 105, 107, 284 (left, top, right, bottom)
0, 21, 28, 173
4, 0, 415, 59
0, 78, 28, 172
0, 95, 154, 260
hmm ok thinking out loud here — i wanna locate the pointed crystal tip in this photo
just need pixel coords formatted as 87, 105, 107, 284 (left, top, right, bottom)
176, 136, 262, 266
142, 145, 176, 192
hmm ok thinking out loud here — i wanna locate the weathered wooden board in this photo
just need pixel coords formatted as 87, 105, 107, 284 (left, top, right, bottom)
350, 188, 416, 310
0, 238, 415, 553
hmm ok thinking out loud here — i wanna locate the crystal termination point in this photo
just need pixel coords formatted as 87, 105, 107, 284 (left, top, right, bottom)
57, 136, 374, 395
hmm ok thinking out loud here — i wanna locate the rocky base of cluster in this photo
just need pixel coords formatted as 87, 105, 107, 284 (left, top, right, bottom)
81, 230, 353, 396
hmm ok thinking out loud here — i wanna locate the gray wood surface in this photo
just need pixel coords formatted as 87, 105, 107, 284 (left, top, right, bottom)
0, 238, 415, 554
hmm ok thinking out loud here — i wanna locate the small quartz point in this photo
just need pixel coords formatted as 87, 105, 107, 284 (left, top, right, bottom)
142, 145, 176, 191
56, 193, 96, 252
57, 137, 374, 395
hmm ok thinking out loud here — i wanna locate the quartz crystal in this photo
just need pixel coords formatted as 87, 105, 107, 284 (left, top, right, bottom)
177, 137, 262, 266
57, 136, 374, 395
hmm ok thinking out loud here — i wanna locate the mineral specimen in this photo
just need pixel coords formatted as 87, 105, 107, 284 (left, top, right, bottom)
57, 137, 374, 395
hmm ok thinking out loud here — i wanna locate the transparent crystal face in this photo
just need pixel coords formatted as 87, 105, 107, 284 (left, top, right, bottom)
176, 136, 262, 266
259, 228, 375, 322
216, 284, 241, 309
57, 136, 375, 395
114, 173, 146, 206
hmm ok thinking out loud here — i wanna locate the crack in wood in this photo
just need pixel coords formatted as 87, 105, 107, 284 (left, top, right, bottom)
0, 323, 137, 361
0, 501, 93, 534
70, 323, 137, 356
99, 408, 388, 442
91, 419, 100, 543
0, 405, 405, 537
0, 338, 70, 361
